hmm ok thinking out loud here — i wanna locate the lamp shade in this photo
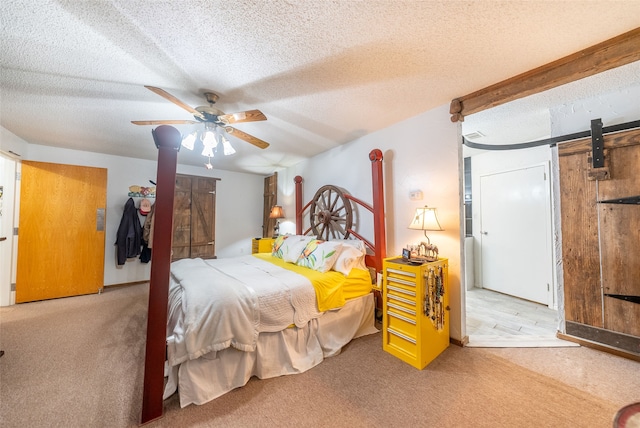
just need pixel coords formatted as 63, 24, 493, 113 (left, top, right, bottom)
269, 205, 285, 219
408, 206, 443, 231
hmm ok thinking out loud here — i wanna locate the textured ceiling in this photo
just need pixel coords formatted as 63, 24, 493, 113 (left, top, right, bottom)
1, 1, 639, 174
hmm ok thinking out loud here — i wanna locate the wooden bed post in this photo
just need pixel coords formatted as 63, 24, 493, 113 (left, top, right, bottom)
369, 149, 386, 272
294, 175, 303, 235
141, 126, 181, 425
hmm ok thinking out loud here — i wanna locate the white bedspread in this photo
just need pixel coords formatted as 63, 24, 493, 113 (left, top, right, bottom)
167, 256, 323, 366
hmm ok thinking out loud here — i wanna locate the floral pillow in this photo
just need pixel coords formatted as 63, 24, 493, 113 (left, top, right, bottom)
281, 236, 315, 263
271, 235, 288, 259
272, 235, 314, 262
296, 239, 343, 273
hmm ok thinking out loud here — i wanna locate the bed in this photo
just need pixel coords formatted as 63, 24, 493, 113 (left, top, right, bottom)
141, 144, 386, 418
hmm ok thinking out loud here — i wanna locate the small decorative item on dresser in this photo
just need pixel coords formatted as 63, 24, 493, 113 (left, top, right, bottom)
408, 205, 444, 262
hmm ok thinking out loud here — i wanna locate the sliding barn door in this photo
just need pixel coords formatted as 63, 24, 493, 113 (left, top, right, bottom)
558, 128, 640, 354
16, 161, 107, 302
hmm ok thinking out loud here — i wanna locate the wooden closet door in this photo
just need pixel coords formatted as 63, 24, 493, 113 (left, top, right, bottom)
16, 161, 107, 302
190, 177, 216, 259
263, 173, 277, 238
171, 174, 217, 261
171, 175, 192, 261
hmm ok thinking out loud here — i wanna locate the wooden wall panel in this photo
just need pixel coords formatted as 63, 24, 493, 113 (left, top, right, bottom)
558, 149, 602, 326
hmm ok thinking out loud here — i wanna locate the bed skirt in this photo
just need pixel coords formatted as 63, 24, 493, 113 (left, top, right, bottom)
164, 293, 378, 408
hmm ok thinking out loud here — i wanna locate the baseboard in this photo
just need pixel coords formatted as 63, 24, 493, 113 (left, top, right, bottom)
451, 336, 468, 347
104, 280, 149, 288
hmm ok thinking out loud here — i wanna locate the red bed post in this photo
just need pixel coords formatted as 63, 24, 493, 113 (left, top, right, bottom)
369, 149, 386, 272
141, 126, 181, 425
294, 175, 303, 235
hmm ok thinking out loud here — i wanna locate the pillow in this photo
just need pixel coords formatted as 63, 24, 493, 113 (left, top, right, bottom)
333, 239, 368, 273
332, 244, 365, 275
271, 235, 288, 258
272, 235, 314, 261
281, 236, 314, 263
338, 239, 367, 255
296, 239, 343, 273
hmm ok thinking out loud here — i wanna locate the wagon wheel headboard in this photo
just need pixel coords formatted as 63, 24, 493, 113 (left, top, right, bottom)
294, 149, 386, 273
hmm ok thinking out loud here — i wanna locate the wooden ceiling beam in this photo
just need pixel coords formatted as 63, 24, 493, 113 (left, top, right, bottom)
450, 27, 640, 122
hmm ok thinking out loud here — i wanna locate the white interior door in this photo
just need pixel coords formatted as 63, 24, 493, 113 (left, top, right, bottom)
0, 155, 17, 306
479, 164, 553, 306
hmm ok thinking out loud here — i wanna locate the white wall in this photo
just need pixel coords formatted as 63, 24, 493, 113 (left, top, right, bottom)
0, 127, 28, 159
551, 84, 640, 136
280, 104, 465, 342
5, 136, 265, 290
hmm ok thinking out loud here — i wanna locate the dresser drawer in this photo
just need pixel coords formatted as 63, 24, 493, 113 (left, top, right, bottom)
386, 284, 417, 305
387, 307, 417, 337
386, 327, 418, 357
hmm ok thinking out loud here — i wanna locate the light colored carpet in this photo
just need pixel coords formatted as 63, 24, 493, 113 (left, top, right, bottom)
1, 283, 638, 427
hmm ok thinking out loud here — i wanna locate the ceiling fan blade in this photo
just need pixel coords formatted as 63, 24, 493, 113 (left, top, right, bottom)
224, 126, 270, 149
144, 86, 205, 120
131, 120, 200, 125
217, 109, 267, 125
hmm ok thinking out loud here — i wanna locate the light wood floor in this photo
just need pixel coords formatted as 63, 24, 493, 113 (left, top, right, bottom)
465, 287, 570, 347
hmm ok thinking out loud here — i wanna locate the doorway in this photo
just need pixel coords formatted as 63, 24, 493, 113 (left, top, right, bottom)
0, 154, 18, 306
465, 155, 559, 344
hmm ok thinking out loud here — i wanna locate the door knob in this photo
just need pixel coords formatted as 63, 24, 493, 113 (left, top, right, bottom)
0, 237, 6, 241
481, 231, 488, 235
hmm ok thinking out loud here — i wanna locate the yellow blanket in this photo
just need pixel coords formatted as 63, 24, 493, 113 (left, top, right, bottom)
253, 253, 372, 312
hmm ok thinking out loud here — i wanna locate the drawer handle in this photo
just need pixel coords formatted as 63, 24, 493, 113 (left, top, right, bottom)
387, 277, 416, 287
387, 285, 416, 297
388, 311, 416, 325
387, 294, 415, 306
387, 302, 416, 316
387, 328, 417, 344
386, 268, 416, 278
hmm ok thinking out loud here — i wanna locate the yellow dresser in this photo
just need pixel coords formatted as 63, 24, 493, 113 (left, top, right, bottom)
252, 237, 275, 254
382, 257, 449, 369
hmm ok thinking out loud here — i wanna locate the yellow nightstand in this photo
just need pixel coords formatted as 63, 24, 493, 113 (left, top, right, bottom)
382, 256, 449, 369
252, 237, 275, 254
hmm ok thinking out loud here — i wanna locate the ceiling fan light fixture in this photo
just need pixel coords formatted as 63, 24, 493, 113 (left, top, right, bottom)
222, 136, 236, 155
181, 131, 197, 150
201, 129, 217, 148
201, 144, 215, 157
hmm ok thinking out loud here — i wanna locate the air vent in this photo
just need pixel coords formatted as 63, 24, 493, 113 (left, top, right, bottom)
463, 131, 485, 139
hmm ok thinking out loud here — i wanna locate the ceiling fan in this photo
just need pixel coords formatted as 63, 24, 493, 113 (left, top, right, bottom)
131, 86, 269, 150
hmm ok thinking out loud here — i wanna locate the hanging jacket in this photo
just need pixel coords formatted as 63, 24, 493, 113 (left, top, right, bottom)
115, 198, 142, 266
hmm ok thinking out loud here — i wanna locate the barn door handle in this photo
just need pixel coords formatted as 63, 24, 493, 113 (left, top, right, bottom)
207, 241, 214, 245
